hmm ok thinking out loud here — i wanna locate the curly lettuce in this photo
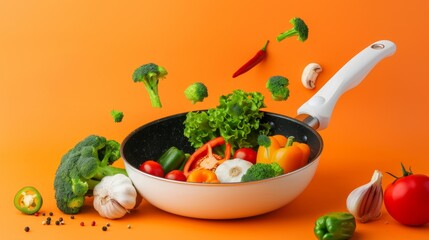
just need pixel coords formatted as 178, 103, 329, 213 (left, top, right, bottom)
184, 90, 271, 151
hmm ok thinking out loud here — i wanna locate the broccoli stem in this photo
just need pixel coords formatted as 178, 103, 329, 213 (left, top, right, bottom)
93, 166, 127, 180
276, 29, 297, 42
87, 178, 101, 190
143, 81, 162, 108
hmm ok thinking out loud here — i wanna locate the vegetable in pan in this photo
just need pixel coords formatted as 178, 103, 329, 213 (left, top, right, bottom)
132, 63, 168, 108
187, 169, 219, 183
257, 134, 310, 173
276, 17, 309, 42
184, 82, 208, 104
241, 162, 283, 182
157, 146, 187, 174
183, 136, 231, 176
184, 89, 271, 151
54, 135, 127, 214
314, 212, 356, 240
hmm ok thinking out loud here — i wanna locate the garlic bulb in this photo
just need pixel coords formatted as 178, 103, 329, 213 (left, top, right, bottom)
93, 174, 138, 219
215, 158, 253, 183
346, 170, 383, 222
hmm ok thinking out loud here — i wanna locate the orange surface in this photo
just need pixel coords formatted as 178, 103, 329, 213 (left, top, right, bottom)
1, 0, 429, 239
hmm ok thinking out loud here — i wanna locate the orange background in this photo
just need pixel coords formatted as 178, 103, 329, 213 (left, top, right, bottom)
1, 0, 429, 239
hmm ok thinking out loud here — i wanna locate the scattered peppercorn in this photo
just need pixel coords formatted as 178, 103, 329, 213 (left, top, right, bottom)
42, 212, 46, 216
106, 223, 110, 227
49, 212, 53, 216
70, 215, 75, 219
55, 220, 60, 226
59, 217, 63, 222
127, 224, 131, 229
24, 226, 30, 232
80, 222, 84, 226
46, 220, 51, 225
102, 226, 108, 231
91, 221, 96, 226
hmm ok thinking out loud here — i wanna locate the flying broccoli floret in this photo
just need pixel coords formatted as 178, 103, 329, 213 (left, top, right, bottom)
132, 63, 168, 108
276, 17, 309, 42
266, 75, 290, 101
241, 162, 284, 182
184, 82, 208, 104
110, 110, 124, 123
54, 135, 127, 214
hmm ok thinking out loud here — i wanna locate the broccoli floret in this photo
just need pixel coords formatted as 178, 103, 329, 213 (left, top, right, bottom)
110, 110, 124, 123
276, 17, 308, 42
270, 162, 284, 176
241, 162, 284, 182
266, 75, 290, 101
184, 82, 208, 104
54, 135, 127, 214
132, 63, 168, 108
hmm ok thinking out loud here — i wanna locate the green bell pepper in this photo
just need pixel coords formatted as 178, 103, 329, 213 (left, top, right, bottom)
314, 212, 356, 240
157, 146, 186, 173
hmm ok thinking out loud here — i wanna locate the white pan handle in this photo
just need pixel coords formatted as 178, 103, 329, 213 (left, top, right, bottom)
297, 40, 396, 130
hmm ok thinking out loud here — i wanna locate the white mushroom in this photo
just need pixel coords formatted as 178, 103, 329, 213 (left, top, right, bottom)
301, 63, 322, 89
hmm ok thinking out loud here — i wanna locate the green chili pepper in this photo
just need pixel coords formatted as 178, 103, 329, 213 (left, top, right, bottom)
14, 186, 43, 214
158, 146, 186, 173
314, 212, 356, 240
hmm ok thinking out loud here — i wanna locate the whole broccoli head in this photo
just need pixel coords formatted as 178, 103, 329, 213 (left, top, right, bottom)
276, 17, 309, 42
241, 162, 283, 182
266, 75, 290, 101
54, 135, 127, 214
184, 82, 208, 104
132, 63, 168, 108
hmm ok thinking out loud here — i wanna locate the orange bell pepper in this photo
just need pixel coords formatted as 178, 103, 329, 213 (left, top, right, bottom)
272, 136, 310, 174
256, 134, 287, 163
187, 169, 219, 183
183, 136, 231, 176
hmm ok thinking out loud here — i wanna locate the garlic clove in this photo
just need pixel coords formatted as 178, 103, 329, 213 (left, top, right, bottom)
346, 170, 383, 223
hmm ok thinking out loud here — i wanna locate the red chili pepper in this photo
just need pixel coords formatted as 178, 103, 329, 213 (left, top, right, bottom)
232, 40, 269, 78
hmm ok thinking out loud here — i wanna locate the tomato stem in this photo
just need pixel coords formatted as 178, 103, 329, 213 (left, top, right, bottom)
400, 162, 413, 176
386, 162, 413, 183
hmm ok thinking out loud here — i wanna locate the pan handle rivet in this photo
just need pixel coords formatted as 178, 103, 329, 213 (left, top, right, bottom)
371, 43, 385, 50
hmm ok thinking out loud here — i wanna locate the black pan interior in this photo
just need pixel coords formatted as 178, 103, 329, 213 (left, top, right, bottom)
121, 111, 324, 169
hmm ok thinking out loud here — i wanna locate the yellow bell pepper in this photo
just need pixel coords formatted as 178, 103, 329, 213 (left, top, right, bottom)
257, 135, 310, 174
186, 169, 219, 183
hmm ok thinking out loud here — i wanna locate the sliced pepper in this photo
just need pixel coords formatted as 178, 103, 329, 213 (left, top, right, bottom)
314, 212, 356, 240
183, 136, 231, 176
14, 186, 43, 215
187, 169, 219, 183
157, 146, 186, 173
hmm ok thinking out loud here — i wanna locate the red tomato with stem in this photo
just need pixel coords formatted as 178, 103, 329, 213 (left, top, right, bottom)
233, 148, 257, 164
165, 170, 187, 181
384, 164, 429, 226
139, 160, 164, 177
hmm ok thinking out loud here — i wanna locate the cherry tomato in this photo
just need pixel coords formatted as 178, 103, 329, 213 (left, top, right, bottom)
384, 165, 429, 226
165, 170, 187, 181
139, 160, 164, 177
233, 148, 257, 164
